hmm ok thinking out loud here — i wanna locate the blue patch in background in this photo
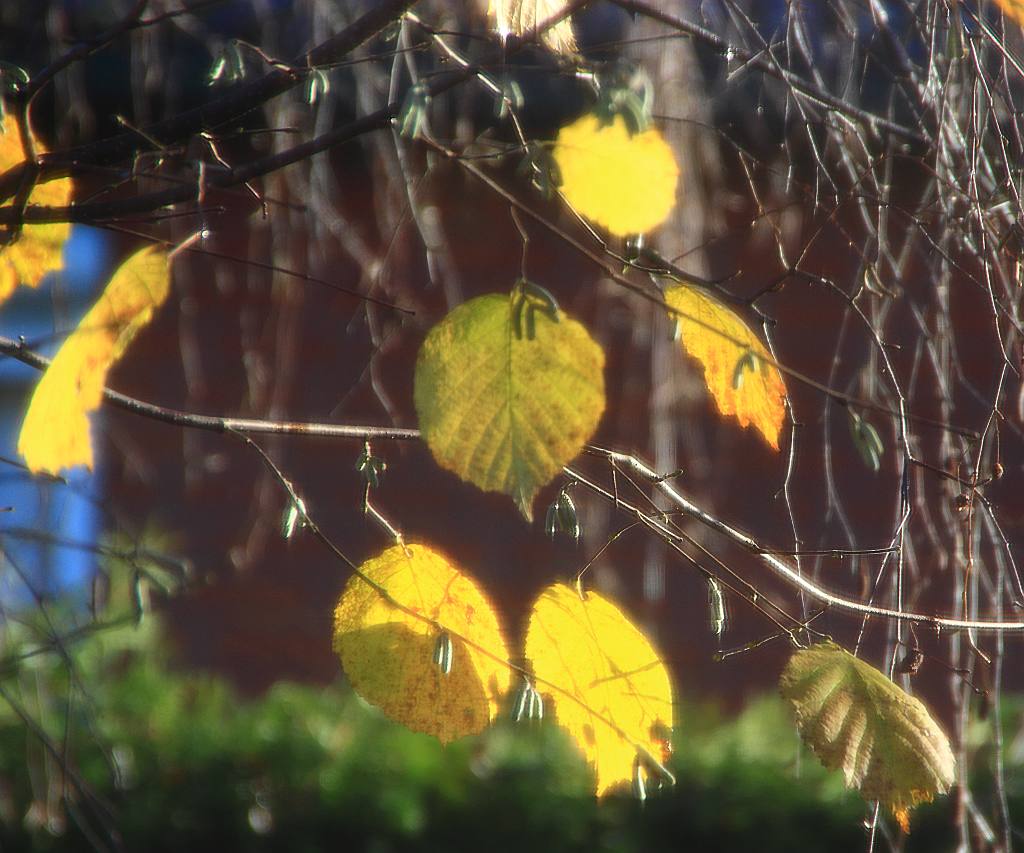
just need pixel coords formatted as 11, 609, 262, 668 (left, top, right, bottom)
0, 225, 112, 605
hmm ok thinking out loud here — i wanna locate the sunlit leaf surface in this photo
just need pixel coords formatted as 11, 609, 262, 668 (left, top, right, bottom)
995, 0, 1024, 25
0, 113, 73, 305
487, 0, 577, 54
552, 113, 679, 236
414, 292, 605, 519
779, 642, 956, 832
17, 246, 171, 475
525, 582, 674, 795
665, 283, 786, 450
333, 542, 511, 744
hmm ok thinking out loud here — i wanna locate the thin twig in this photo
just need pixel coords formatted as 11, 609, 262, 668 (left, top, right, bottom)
579, 448, 1024, 632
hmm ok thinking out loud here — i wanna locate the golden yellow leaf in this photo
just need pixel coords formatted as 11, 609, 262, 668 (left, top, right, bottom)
779, 642, 956, 832
0, 113, 73, 306
995, 0, 1024, 26
414, 291, 605, 520
525, 582, 674, 796
332, 542, 511, 744
17, 246, 171, 475
487, 0, 577, 54
664, 283, 787, 450
552, 113, 679, 237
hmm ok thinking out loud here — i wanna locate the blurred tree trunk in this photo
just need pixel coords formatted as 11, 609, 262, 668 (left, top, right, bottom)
631, 5, 721, 607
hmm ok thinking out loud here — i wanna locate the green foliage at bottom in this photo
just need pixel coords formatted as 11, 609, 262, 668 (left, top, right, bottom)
0, 620, 1018, 852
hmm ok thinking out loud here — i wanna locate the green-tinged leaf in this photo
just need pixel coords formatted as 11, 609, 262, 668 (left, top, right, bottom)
779, 641, 955, 833
414, 293, 605, 520
332, 542, 511, 744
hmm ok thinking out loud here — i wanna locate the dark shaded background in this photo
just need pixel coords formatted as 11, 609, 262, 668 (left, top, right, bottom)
2, 4, 1024, 849
2, 0, 1022, 712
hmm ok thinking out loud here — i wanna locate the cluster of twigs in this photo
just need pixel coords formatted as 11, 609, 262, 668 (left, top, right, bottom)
3, 1, 1024, 850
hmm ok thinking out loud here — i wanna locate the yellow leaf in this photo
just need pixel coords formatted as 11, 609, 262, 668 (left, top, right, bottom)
779, 642, 956, 832
332, 542, 511, 744
414, 292, 605, 519
552, 113, 679, 236
487, 0, 577, 54
664, 283, 787, 450
995, 0, 1024, 25
0, 113, 73, 306
525, 582, 674, 796
17, 246, 171, 475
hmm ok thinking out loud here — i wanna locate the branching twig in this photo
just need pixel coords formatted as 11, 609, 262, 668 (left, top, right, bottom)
5, 329, 1019, 633
576, 448, 1024, 633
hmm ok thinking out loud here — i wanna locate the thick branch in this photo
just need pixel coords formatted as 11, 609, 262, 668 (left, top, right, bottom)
0, 0, 419, 203
0, 106, 400, 225
0, 70, 483, 226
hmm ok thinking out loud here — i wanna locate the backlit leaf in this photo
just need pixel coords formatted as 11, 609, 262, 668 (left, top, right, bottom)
487, 0, 577, 54
17, 246, 171, 475
525, 582, 674, 796
665, 283, 786, 450
995, 0, 1024, 26
779, 642, 956, 832
332, 542, 511, 744
552, 113, 679, 237
0, 113, 73, 306
414, 293, 605, 520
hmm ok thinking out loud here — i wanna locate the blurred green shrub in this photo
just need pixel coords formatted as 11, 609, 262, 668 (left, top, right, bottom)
0, 612, 1018, 852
